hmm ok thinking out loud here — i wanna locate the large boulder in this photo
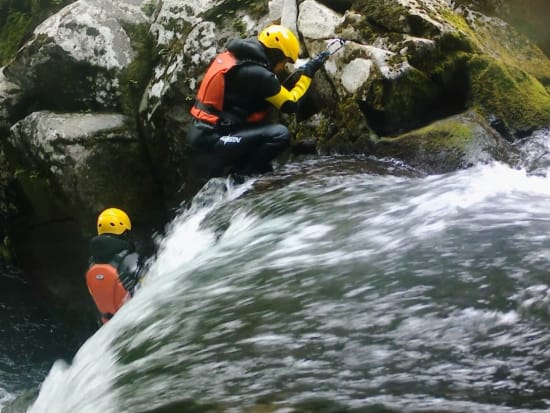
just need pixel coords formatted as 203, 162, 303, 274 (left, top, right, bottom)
372, 110, 518, 173
454, 0, 550, 58
293, 0, 550, 141
3, 0, 151, 112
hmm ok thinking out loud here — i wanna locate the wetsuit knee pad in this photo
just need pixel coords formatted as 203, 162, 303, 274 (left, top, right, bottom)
267, 124, 291, 144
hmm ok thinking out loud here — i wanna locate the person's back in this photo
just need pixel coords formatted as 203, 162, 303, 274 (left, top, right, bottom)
86, 208, 141, 324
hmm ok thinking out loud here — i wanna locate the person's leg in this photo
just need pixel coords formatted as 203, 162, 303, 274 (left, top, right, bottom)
246, 124, 291, 172
186, 123, 225, 184
213, 123, 291, 174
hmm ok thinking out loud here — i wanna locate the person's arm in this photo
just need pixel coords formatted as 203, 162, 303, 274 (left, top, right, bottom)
118, 251, 141, 295
266, 51, 330, 113
265, 74, 312, 113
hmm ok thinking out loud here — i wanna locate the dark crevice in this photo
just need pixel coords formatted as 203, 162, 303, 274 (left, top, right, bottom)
406, 14, 440, 37
362, 67, 470, 137
316, 0, 353, 14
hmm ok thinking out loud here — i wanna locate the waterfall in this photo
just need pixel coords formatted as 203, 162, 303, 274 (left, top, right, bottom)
5, 129, 550, 413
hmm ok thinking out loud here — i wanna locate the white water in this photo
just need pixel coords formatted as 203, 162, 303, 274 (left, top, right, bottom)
12, 129, 550, 412
0, 390, 14, 412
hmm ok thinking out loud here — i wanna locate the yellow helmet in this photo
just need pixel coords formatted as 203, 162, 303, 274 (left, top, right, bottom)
257, 25, 299, 63
97, 208, 131, 235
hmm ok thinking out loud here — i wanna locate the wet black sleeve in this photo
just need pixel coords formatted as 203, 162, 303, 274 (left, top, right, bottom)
118, 252, 141, 295
240, 66, 310, 114
238, 65, 282, 100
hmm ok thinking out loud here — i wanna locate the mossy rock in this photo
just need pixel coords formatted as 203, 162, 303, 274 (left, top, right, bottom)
370, 65, 454, 135
441, 7, 550, 83
290, 95, 373, 155
119, 22, 157, 116
201, 0, 268, 22
467, 55, 550, 137
373, 110, 517, 173
352, 0, 440, 37
12, 169, 71, 224
0, 0, 76, 66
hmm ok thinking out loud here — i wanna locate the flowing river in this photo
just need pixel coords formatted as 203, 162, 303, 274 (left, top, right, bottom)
2, 129, 550, 413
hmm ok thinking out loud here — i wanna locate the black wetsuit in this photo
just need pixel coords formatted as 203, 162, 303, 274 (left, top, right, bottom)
88, 233, 141, 295
187, 37, 312, 182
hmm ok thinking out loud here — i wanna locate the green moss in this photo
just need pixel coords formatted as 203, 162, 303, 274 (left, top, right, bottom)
202, 0, 268, 23
141, 0, 157, 18
352, 0, 442, 37
402, 5, 550, 138
364, 66, 444, 135
0, 11, 32, 64
313, 97, 373, 154
439, 6, 550, 81
118, 23, 157, 116
0, 0, 76, 65
374, 116, 480, 171
399, 120, 472, 150
352, 0, 409, 32
232, 18, 247, 37
439, 8, 474, 35
341, 13, 375, 44
468, 55, 550, 133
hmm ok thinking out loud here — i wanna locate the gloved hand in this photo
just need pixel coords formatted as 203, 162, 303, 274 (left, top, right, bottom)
300, 50, 330, 78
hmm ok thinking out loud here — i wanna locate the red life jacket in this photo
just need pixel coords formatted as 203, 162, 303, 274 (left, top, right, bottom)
86, 263, 130, 324
190, 51, 268, 126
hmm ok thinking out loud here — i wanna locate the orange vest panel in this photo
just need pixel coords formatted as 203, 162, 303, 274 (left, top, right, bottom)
190, 51, 236, 124
190, 51, 268, 125
86, 264, 129, 323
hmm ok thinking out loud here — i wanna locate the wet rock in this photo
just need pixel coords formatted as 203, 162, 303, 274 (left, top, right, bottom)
373, 110, 518, 173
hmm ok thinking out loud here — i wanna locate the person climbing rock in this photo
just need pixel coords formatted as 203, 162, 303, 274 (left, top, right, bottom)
186, 24, 330, 183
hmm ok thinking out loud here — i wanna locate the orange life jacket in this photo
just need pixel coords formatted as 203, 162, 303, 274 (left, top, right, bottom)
190, 51, 268, 126
86, 263, 130, 324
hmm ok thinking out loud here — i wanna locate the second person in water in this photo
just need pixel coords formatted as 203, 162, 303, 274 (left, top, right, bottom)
187, 24, 329, 183
85, 208, 143, 325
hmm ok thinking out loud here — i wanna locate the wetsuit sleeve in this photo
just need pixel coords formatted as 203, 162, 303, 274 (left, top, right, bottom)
118, 252, 141, 295
265, 74, 312, 113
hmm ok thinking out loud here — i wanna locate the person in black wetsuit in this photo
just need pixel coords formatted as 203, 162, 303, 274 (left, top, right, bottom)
86, 207, 142, 324
187, 24, 328, 183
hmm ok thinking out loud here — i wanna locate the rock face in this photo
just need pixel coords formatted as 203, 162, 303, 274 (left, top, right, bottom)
0, 0, 549, 311
8, 112, 160, 223
373, 110, 518, 174
455, 0, 550, 57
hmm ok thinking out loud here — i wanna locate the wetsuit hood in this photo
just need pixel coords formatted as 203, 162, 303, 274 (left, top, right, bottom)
226, 38, 270, 68
90, 233, 134, 263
